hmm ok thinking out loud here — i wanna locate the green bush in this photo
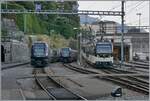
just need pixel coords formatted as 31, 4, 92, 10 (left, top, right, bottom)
2, 1, 80, 39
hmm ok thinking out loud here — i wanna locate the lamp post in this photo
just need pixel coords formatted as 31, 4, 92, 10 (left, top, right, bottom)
73, 27, 81, 65
73, 27, 78, 39
24, 13, 26, 33
79, 32, 82, 66
5, 1, 7, 9
121, 1, 125, 66
136, 13, 141, 32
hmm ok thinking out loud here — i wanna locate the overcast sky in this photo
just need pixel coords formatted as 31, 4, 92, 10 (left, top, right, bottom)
78, 1, 149, 26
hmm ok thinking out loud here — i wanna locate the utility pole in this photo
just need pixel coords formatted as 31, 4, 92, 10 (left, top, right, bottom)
24, 13, 26, 33
136, 13, 141, 32
79, 32, 82, 66
5, 1, 7, 9
121, 1, 125, 66
77, 32, 79, 65
73, 28, 80, 65
77, 32, 81, 66
77, 32, 82, 66
85, 15, 88, 26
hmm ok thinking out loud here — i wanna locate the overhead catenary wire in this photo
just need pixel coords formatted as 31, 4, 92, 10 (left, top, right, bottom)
101, 1, 142, 23
126, 2, 147, 18
135, 2, 148, 11
125, 1, 142, 9
101, 1, 141, 21
125, 1, 148, 25
100, 2, 122, 21
126, 17, 149, 25
126, 1, 145, 14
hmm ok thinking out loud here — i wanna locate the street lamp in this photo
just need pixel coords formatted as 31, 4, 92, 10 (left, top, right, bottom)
5, 1, 7, 9
73, 28, 78, 30
136, 13, 142, 32
73, 27, 78, 39
73, 27, 82, 66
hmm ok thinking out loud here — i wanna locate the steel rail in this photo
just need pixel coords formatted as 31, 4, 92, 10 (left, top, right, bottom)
107, 68, 149, 85
102, 77, 149, 95
113, 64, 149, 75
63, 63, 149, 95
34, 68, 87, 100
123, 63, 149, 70
16, 73, 148, 80
101, 69, 149, 90
63, 63, 99, 74
129, 61, 149, 67
44, 68, 87, 100
64, 63, 148, 77
34, 71, 57, 100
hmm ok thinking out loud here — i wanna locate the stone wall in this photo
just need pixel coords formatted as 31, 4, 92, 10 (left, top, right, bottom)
1, 39, 30, 63
12, 40, 30, 63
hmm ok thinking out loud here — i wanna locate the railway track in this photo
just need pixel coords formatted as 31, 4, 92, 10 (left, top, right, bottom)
100, 69, 149, 94
113, 64, 149, 76
34, 68, 87, 100
129, 61, 149, 67
63, 63, 99, 74
85, 60, 149, 76
63, 63, 149, 95
123, 62, 149, 70
108, 67, 148, 79
133, 60, 149, 64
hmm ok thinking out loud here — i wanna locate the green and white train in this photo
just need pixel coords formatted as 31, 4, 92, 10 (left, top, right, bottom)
82, 41, 113, 68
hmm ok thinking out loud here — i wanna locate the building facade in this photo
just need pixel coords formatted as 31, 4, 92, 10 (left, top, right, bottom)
82, 21, 149, 61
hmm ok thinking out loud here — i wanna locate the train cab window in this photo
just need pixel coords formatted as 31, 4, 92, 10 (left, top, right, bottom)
33, 43, 46, 57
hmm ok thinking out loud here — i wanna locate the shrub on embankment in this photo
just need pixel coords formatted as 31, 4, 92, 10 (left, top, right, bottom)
27, 34, 69, 49
1, 1, 80, 39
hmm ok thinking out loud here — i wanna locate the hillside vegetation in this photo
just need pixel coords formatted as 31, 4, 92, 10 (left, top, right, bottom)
2, 1, 80, 39
27, 34, 69, 48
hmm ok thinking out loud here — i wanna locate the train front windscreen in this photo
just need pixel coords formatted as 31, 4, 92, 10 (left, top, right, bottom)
33, 43, 46, 57
96, 43, 112, 54
61, 48, 70, 57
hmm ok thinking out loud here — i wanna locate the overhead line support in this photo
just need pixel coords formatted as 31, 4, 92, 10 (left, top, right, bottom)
1, 9, 122, 16
121, 1, 125, 67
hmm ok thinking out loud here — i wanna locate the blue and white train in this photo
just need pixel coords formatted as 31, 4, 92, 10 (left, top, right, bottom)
31, 41, 49, 67
82, 41, 113, 68
60, 47, 77, 63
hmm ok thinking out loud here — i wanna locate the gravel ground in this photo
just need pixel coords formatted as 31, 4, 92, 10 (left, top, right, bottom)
46, 63, 119, 99
46, 62, 149, 100
1, 64, 34, 100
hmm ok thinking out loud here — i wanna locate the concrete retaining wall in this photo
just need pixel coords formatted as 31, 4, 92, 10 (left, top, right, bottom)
1, 40, 30, 63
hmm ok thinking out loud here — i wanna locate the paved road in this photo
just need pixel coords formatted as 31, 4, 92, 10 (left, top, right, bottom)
1, 64, 33, 100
